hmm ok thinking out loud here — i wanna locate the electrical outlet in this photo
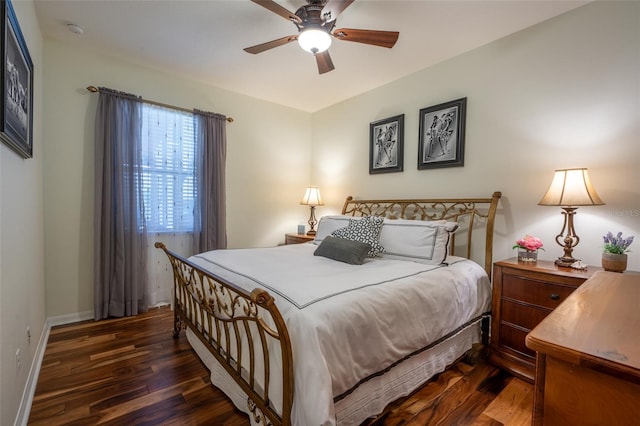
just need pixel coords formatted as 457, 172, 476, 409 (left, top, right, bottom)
15, 349, 21, 373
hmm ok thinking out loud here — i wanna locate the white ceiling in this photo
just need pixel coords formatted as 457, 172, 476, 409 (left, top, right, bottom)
34, 0, 588, 112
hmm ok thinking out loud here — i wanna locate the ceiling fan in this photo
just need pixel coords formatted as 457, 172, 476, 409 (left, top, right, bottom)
244, 0, 399, 74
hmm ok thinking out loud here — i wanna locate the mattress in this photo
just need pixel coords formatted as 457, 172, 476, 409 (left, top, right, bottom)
187, 243, 491, 425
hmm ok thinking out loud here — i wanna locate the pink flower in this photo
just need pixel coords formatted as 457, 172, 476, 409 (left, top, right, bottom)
513, 235, 544, 251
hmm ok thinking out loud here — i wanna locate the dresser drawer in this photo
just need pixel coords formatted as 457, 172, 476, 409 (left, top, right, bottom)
502, 274, 574, 309
499, 324, 536, 359
501, 299, 551, 330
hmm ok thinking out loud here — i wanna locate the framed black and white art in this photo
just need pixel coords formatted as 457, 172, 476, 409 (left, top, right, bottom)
1, 0, 33, 159
418, 98, 466, 170
369, 114, 404, 174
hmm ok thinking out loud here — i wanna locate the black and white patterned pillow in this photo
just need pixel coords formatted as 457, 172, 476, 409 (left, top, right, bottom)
331, 215, 385, 257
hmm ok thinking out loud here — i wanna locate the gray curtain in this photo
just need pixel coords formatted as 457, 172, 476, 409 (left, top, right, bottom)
193, 109, 227, 253
94, 88, 148, 320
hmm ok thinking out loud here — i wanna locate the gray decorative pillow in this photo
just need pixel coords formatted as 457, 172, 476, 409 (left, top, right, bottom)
314, 236, 372, 265
331, 215, 385, 257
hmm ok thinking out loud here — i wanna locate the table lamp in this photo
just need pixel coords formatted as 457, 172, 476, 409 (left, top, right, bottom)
300, 187, 324, 236
538, 168, 604, 266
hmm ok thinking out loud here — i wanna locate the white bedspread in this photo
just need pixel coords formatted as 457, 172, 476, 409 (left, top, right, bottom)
189, 243, 491, 425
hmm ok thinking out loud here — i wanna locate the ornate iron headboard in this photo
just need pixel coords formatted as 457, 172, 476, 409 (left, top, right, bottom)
341, 192, 502, 276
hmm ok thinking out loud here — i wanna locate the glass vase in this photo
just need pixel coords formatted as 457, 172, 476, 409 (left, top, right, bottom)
518, 248, 538, 263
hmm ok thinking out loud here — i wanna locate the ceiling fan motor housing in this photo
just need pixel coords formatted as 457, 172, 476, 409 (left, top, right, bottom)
294, 1, 336, 53
294, 0, 336, 33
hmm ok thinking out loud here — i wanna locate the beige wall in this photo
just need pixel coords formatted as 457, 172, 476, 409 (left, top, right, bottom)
0, 1, 45, 423
311, 1, 640, 271
42, 41, 312, 318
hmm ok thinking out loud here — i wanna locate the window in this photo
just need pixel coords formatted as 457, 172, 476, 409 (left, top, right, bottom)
140, 104, 196, 233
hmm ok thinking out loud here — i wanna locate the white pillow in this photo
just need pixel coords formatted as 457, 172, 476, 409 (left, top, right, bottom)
378, 218, 458, 264
313, 215, 358, 245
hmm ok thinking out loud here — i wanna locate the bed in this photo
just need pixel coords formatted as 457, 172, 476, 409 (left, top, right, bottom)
155, 192, 501, 426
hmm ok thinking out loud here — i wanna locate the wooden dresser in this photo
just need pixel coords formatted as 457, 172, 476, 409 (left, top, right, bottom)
489, 258, 600, 381
526, 271, 640, 425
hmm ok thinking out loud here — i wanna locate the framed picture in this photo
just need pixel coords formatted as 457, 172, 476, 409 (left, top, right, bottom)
418, 98, 466, 170
0, 0, 33, 159
369, 114, 404, 174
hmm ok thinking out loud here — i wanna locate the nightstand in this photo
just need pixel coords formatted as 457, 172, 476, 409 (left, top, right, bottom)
489, 257, 601, 382
285, 233, 315, 245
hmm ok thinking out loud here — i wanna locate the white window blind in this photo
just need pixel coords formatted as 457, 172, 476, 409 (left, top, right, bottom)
140, 104, 196, 233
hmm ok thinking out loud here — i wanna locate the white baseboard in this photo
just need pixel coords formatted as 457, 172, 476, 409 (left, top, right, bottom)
48, 310, 94, 327
13, 310, 94, 426
13, 319, 50, 426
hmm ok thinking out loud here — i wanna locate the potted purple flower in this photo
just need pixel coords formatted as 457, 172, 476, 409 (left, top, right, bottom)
602, 231, 634, 272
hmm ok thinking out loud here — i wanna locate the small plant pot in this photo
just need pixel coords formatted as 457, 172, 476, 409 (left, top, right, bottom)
601, 253, 627, 273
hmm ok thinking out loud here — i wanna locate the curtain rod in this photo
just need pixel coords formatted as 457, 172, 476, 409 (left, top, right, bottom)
86, 86, 234, 123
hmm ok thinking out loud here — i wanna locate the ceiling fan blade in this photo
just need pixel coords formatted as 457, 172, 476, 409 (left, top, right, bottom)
244, 35, 297, 54
333, 28, 399, 48
321, 0, 355, 23
315, 51, 335, 74
250, 0, 301, 24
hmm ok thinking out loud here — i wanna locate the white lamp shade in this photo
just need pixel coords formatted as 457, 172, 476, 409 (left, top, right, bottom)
538, 168, 604, 206
298, 29, 332, 53
300, 187, 324, 206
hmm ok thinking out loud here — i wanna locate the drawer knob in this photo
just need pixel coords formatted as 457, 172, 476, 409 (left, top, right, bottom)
550, 293, 560, 300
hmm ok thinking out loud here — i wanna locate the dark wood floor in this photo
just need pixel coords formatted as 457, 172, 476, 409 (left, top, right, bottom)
29, 306, 532, 425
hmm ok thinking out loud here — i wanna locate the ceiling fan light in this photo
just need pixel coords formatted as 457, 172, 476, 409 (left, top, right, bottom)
298, 29, 332, 53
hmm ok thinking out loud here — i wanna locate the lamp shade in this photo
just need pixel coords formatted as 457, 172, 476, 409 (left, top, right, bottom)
538, 168, 604, 206
300, 187, 324, 206
298, 29, 332, 53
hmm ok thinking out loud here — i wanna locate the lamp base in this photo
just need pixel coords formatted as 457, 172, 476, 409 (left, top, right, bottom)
552, 207, 580, 269
306, 205, 318, 237
555, 257, 576, 267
